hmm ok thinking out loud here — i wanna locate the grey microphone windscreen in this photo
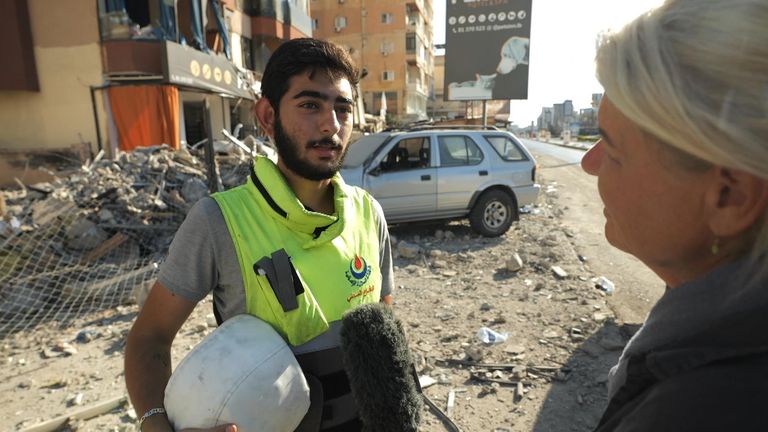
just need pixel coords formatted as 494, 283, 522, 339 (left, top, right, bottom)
340, 303, 422, 432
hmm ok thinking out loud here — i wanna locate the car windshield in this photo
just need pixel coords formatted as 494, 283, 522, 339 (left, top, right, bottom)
342, 133, 391, 168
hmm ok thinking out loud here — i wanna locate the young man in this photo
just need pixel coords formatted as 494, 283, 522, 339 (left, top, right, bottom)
125, 38, 394, 432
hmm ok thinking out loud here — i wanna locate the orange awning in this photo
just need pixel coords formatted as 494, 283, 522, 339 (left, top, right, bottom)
108, 85, 180, 151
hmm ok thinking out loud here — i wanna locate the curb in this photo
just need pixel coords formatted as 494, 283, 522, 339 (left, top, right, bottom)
528, 139, 595, 151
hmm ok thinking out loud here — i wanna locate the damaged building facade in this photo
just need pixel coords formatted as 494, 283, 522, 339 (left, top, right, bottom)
0, 0, 312, 161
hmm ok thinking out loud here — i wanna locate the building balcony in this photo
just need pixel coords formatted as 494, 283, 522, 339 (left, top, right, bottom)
407, 82, 428, 97
102, 40, 164, 79
251, 0, 312, 39
405, 52, 427, 69
406, 20, 426, 39
406, 0, 425, 16
101, 40, 255, 99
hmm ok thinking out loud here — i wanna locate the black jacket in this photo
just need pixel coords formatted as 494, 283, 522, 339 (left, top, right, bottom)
595, 260, 768, 431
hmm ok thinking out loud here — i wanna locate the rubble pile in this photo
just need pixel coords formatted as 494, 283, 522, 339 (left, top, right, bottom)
0, 145, 254, 339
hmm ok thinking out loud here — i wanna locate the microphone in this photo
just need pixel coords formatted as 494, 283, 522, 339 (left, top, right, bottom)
340, 303, 422, 432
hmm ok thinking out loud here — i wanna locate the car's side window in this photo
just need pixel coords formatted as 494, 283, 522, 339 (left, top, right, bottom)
379, 137, 430, 173
438, 135, 483, 167
484, 135, 526, 161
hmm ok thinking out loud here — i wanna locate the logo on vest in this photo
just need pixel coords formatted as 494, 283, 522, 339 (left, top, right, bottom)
345, 255, 371, 288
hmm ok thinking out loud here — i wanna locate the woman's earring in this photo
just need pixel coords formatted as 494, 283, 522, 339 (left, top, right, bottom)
711, 238, 720, 255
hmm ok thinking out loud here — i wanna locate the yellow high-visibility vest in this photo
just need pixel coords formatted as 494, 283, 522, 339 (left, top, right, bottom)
212, 156, 382, 346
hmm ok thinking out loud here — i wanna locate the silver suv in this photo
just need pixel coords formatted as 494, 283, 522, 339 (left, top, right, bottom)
341, 126, 541, 237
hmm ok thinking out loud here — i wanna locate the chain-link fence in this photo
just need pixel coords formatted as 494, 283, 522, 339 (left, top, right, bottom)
0, 145, 251, 340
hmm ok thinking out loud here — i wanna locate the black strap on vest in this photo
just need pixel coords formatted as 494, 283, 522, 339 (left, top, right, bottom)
250, 164, 287, 218
253, 248, 305, 312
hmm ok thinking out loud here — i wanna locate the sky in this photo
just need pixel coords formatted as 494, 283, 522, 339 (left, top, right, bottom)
433, 0, 666, 126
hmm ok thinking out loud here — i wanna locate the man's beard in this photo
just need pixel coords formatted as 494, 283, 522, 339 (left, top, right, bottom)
273, 114, 348, 181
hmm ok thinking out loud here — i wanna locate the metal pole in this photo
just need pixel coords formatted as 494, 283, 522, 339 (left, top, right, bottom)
482, 100, 487, 127
90, 86, 103, 155
174, 0, 180, 43
203, 97, 219, 193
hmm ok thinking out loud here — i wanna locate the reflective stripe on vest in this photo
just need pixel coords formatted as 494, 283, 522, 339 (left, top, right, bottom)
212, 156, 382, 346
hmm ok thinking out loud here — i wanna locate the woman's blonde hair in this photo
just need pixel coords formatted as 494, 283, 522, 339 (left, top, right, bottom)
596, 0, 768, 270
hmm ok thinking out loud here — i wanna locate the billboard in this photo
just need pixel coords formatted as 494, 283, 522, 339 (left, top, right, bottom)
444, 0, 533, 101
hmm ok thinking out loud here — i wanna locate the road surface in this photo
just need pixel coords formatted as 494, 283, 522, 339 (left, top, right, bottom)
521, 138, 588, 165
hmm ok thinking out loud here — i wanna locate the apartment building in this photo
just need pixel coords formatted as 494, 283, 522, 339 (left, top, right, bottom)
310, 0, 434, 123
0, 0, 311, 155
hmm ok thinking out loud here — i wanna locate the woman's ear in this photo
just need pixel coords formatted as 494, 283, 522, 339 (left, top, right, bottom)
706, 167, 768, 237
254, 97, 276, 138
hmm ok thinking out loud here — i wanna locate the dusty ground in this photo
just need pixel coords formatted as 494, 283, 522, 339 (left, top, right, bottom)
0, 153, 663, 432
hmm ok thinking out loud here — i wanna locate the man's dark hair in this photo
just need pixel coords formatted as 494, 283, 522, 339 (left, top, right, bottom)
260, 38, 360, 109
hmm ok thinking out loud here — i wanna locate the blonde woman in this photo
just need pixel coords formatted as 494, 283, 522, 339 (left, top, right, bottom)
581, 0, 768, 429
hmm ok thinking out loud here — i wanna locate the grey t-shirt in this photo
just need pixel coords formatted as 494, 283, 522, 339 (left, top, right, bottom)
158, 197, 394, 323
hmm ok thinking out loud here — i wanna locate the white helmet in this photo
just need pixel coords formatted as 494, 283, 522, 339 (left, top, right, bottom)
164, 314, 310, 431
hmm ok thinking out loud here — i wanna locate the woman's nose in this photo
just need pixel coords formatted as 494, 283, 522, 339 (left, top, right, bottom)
581, 140, 604, 176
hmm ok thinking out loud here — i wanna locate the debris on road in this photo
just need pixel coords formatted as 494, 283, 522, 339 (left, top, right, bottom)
594, 276, 616, 295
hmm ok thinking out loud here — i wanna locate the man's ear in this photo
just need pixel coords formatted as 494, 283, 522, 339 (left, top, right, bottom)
706, 167, 768, 237
254, 97, 276, 138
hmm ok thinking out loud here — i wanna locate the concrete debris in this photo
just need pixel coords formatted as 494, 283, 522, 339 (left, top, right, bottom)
446, 389, 456, 417
550, 265, 569, 279
3, 144, 262, 244
55, 342, 78, 356
504, 344, 526, 355
181, 177, 209, 204
429, 249, 445, 258
76, 329, 98, 343
397, 241, 421, 259
593, 312, 613, 323
594, 276, 615, 295
514, 381, 524, 403
419, 375, 438, 389
506, 253, 524, 272
68, 392, 84, 407
65, 218, 109, 251
464, 345, 485, 362
432, 259, 448, 268
205, 314, 218, 328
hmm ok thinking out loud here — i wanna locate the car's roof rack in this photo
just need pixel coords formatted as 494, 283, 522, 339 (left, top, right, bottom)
383, 124, 501, 132
409, 125, 501, 132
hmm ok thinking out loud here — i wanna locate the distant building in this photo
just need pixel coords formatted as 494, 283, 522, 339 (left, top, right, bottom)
538, 93, 602, 136
310, 0, 435, 123
591, 93, 603, 109
0, 0, 312, 154
537, 107, 554, 132
579, 107, 598, 135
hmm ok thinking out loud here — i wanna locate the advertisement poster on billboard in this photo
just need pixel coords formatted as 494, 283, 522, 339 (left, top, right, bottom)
444, 0, 533, 101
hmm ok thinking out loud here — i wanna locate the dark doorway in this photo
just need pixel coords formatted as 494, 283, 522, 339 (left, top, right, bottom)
183, 102, 205, 147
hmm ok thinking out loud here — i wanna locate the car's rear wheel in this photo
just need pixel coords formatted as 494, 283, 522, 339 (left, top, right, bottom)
469, 190, 516, 237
